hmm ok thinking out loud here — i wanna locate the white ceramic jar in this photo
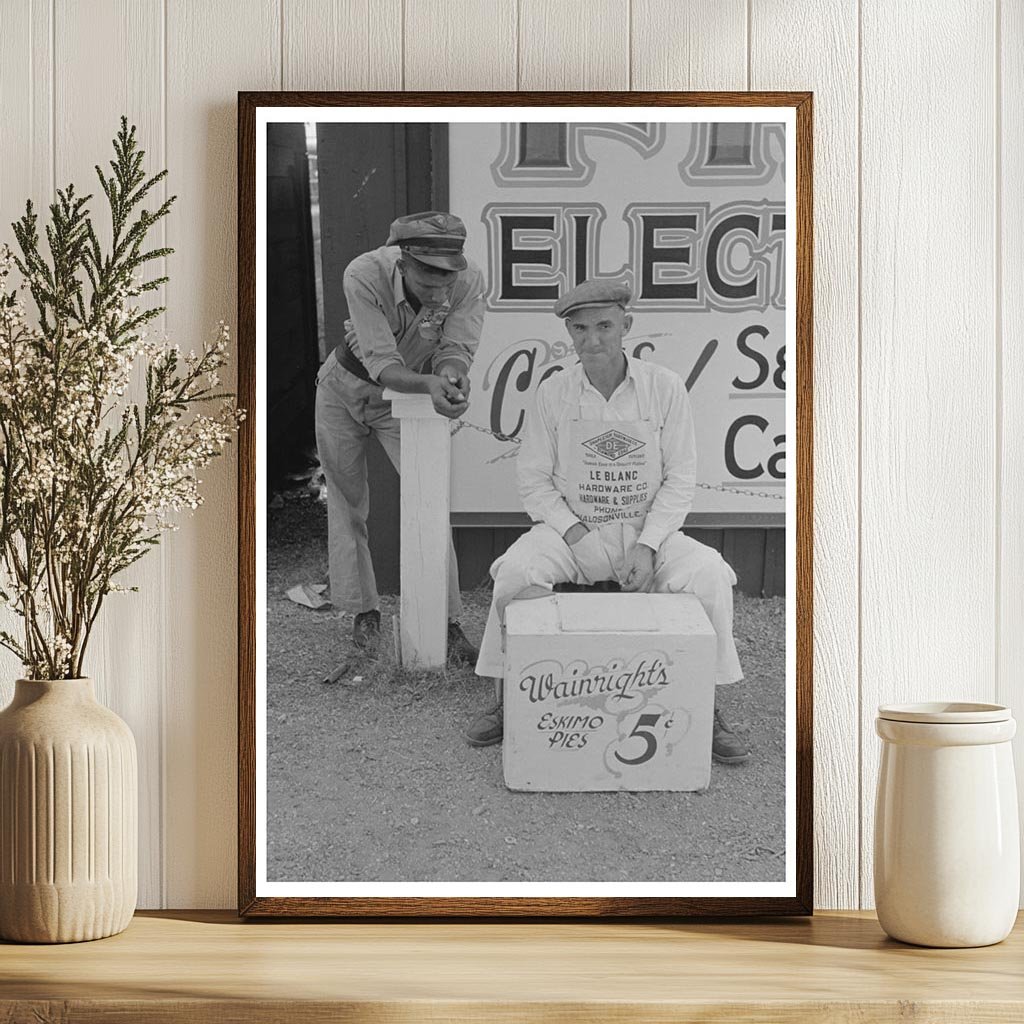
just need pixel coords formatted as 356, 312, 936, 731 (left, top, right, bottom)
874, 702, 1019, 947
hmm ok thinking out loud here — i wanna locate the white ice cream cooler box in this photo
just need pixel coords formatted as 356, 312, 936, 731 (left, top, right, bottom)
503, 592, 717, 792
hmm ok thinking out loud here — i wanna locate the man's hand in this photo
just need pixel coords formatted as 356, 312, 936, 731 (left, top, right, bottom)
436, 361, 471, 403
621, 543, 656, 592
426, 375, 469, 419
563, 522, 590, 547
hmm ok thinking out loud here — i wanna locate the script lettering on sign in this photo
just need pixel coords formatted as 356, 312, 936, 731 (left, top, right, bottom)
514, 651, 698, 772
448, 120, 789, 514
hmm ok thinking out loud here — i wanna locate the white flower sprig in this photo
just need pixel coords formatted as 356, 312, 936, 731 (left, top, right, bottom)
0, 118, 243, 680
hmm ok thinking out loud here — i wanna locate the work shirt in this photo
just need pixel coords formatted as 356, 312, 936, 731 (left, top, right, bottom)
517, 354, 697, 552
342, 245, 485, 382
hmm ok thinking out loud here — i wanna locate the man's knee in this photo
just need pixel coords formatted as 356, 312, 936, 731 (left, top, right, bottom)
491, 544, 545, 594
658, 535, 736, 593
490, 525, 573, 596
691, 551, 736, 594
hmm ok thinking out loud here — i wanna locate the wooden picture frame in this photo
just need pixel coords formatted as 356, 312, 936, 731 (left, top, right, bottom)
238, 91, 813, 917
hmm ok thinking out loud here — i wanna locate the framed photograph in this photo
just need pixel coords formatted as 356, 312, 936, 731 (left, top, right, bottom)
238, 91, 813, 917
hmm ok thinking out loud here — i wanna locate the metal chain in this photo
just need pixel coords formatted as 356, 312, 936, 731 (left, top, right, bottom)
450, 420, 786, 499
695, 482, 785, 500
450, 419, 522, 445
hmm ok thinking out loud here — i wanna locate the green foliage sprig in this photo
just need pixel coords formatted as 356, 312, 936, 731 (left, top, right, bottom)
0, 117, 242, 679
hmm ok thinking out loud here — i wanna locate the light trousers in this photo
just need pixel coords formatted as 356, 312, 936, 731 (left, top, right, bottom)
314, 355, 462, 619
475, 523, 743, 686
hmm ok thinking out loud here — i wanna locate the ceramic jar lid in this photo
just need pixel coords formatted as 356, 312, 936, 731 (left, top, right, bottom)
877, 702, 1011, 724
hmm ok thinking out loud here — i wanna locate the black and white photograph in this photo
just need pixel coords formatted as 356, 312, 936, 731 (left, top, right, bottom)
244, 98, 809, 914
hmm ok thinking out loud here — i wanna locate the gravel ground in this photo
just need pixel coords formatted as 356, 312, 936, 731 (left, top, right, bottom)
266, 495, 787, 884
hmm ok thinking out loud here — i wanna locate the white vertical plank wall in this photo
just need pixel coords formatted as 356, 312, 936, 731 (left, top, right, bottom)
53, 0, 168, 910
859, 0, 998, 909
404, 0, 517, 90
283, 0, 402, 91
0, 2, 52, 695
518, 0, 629, 91
631, 0, 746, 91
162, 0, 279, 908
750, 0, 860, 909
0, 0, 1018, 910
1001, 0, 1024, 901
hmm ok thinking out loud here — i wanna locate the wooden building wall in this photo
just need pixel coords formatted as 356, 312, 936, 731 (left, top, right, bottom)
454, 526, 785, 598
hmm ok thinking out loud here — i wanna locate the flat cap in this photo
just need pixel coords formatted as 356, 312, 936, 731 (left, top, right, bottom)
554, 277, 632, 318
387, 210, 467, 271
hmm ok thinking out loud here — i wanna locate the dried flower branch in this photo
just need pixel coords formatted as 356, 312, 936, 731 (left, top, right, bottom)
0, 117, 243, 679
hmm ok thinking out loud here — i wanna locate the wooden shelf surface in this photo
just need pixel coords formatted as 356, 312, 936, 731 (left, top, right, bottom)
2, 910, 1023, 1022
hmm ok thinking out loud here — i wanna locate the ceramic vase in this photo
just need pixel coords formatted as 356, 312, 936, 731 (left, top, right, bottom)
0, 678, 137, 943
874, 702, 1019, 948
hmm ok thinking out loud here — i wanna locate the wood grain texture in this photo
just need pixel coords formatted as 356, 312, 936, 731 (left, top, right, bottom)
236, 89, 259, 931
404, 0, 517, 90
794, 91, 816, 924
1000, 0, 1024, 901
630, 0, 746, 90
243, 895, 809, 918
859, 0, 997, 908
235, 89, 814, 918
751, 0, 859, 911
2, 910, 1024, 1022
4, 1004, 1023, 1024
241, 89, 810, 108
0, 0, 50, 225
518, 0, 629, 90
283, 0, 402, 90
164, 0, 279, 908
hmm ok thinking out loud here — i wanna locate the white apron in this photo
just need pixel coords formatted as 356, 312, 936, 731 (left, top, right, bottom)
564, 370, 662, 531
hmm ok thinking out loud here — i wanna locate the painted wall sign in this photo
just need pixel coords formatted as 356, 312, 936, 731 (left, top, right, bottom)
448, 121, 787, 516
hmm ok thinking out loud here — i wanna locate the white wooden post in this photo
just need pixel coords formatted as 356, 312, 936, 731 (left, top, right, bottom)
383, 390, 450, 668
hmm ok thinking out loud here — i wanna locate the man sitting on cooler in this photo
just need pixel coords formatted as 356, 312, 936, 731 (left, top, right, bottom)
464, 277, 750, 764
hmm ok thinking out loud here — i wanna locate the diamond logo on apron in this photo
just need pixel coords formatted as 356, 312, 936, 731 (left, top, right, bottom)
567, 370, 662, 530
582, 429, 647, 462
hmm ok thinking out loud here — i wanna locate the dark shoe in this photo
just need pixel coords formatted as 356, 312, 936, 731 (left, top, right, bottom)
712, 708, 750, 764
447, 620, 479, 666
465, 702, 503, 747
352, 609, 381, 651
